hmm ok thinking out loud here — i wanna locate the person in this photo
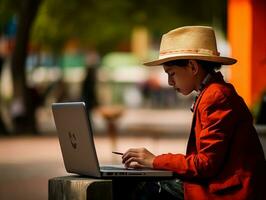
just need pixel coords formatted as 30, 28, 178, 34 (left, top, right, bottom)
81, 50, 100, 111
81, 66, 98, 111
121, 26, 266, 200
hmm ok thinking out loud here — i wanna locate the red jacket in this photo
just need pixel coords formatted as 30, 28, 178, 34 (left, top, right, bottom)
153, 72, 266, 200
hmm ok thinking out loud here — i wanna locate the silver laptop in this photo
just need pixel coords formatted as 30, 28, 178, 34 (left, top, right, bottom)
52, 102, 173, 178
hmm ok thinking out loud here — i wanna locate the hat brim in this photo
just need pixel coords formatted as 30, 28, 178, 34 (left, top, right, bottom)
143, 54, 237, 66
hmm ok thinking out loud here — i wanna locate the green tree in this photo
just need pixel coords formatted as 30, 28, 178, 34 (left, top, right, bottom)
31, 0, 227, 54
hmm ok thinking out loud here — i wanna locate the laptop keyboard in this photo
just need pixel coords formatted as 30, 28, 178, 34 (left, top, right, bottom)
101, 166, 131, 170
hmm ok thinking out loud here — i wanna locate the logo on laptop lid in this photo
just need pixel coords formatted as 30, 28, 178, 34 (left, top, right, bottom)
68, 132, 77, 149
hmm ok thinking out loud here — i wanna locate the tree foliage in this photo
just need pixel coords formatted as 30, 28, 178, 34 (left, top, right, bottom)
1, 0, 227, 54
30, 0, 227, 54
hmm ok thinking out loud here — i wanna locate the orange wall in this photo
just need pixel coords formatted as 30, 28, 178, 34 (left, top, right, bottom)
251, 0, 266, 105
228, 0, 266, 107
228, 0, 252, 106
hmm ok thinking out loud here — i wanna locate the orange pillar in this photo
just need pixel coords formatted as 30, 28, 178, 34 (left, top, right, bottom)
228, 0, 266, 107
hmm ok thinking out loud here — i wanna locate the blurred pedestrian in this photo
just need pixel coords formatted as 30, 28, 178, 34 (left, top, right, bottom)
81, 66, 98, 111
141, 74, 161, 107
121, 26, 266, 200
81, 51, 99, 111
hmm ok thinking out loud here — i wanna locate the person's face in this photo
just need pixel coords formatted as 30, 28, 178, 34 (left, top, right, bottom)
163, 60, 196, 95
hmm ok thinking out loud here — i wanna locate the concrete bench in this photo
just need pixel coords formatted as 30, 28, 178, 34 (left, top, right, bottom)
48, 176, 112, 200
48, 176, 172, 200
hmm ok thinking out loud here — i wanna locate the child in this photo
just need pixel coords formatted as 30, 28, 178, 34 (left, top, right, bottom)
121, 26, 266, 200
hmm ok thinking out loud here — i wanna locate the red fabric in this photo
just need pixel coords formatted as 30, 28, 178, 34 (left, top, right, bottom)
153, 72, 266, 200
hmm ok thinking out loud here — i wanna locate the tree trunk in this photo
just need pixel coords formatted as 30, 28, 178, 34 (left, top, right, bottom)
0, 56, 9, 135
10, 0, 42, 134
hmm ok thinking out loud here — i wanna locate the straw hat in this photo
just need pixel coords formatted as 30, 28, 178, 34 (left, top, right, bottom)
144, 26, 237, 66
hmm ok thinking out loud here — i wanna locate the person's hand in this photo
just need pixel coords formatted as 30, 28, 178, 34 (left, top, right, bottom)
122, 148, 155, 169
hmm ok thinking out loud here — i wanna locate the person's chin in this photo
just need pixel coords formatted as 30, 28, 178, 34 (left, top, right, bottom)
175, 88, 181, 93
176, 88, 190, 95
176, 88, 185, 95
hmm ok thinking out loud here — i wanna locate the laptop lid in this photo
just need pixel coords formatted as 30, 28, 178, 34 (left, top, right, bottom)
52, 102, 101, 177
52, 102, 173, 178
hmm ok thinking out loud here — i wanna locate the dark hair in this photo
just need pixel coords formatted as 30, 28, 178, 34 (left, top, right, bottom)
163, 59, 189, 67
197, 60, 222, 72
163, 59, 222, 72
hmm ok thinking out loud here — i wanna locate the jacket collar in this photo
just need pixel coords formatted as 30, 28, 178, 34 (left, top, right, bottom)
190, 71, 224, 112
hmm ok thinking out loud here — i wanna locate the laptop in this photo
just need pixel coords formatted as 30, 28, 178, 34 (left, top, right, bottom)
52, 102, 173, 178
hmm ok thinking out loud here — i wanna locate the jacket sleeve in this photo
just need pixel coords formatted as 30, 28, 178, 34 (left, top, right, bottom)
153, 89, 236, 179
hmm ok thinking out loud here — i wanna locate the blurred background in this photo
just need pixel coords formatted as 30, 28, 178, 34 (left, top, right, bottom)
0, 0, 265, 199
